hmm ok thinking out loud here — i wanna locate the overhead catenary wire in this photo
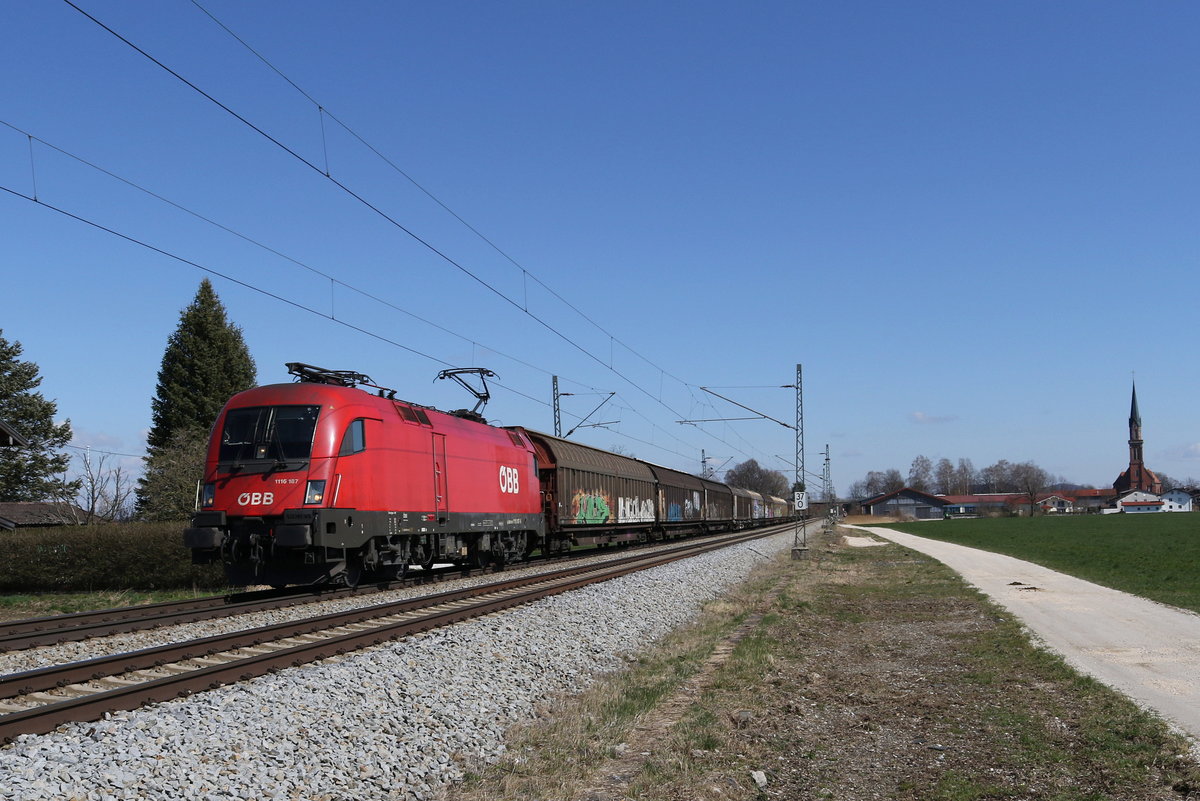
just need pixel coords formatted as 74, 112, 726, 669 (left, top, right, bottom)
186, 0, 696, 393
40, 1, 800, 472
60, 0, 696, 429
0, 119, 578, 390
2, 126, 734, 463
1, 178, 748, 467
1, 129, 775, 470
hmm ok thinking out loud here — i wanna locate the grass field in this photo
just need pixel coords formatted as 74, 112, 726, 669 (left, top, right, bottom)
876, 514, 1200, 614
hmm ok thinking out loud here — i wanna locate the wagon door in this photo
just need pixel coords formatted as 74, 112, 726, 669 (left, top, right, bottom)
432, 432, 448, 523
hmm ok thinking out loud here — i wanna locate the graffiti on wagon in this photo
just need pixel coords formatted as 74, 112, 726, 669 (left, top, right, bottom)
571, 491, 612, 524
619, 496, 654, 523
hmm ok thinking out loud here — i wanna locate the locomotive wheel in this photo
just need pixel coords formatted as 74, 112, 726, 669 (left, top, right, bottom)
343, 556, 364, 589
467, 544, 489, 569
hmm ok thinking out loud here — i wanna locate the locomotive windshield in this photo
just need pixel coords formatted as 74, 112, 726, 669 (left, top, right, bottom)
219, 405, 320, 468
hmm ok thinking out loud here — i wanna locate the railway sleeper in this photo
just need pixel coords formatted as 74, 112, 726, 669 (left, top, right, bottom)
185, 656, 239, 668
92, 675, 145, 688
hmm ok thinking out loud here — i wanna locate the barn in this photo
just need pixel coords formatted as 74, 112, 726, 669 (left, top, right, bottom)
859, 488, 948, 520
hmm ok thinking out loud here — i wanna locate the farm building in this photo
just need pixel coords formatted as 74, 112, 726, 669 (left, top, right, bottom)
0, 502, 86, 531
860, 488, 948, 520
1161, 488, 1196, 512
1113, 490, 1164, 514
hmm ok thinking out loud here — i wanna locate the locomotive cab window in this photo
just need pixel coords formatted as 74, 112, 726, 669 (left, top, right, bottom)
219, 405, 320, 469
338, 419, 367, 456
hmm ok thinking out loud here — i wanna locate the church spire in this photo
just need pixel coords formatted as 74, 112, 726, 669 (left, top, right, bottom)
1130, 381, 1141, 429
1114, 379, 1161, 495
1128, 380, 1144, 468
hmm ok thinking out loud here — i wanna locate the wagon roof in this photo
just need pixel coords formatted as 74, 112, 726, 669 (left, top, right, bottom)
522, 430, 655, 480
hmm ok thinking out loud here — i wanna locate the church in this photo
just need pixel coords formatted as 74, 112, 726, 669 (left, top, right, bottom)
1112, 382, 1163, 495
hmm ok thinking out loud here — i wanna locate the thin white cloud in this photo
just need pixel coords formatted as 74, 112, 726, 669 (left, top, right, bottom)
909, 411, 958, 425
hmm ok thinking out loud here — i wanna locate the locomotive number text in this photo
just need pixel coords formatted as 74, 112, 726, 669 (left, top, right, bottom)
499, 466, 520, 494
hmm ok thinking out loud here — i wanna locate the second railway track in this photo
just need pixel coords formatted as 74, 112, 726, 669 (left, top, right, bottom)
0, 525, 795, 744
0, 525, 790, 653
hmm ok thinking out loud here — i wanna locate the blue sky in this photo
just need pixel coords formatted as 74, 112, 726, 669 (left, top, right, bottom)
2, 1, 1197, 493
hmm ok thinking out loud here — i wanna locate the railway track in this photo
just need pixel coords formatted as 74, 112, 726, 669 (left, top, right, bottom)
0, 525, 794, 744
0, 525, 795, 653
0, 566, 475, 653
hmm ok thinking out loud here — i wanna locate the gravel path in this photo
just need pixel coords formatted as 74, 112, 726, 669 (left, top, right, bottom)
853, 525, 1200, 747
0, 531, 793, 801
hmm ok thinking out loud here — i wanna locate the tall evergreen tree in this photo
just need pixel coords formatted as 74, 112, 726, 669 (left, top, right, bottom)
146, 279, 257, 449
137, 280, 256, 519
0, 330, 79, 502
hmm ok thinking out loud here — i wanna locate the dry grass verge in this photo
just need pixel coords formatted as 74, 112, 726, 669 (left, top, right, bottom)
440, 527, 1199, 801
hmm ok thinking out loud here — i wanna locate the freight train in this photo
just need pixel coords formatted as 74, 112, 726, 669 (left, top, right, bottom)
184, 364, 793, 587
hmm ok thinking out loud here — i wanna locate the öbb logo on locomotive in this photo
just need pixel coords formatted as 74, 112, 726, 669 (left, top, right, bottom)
181, 362, 794, 588
499, 465, 520, 494
237, 492, 276, 506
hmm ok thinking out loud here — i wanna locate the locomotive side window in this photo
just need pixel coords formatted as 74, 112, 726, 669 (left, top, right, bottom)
219, 405, 320, 464
338, 419, 366, 456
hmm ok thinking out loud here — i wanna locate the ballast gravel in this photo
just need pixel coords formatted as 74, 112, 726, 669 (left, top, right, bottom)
0, 537, 753, 676
0, 531, 793, 801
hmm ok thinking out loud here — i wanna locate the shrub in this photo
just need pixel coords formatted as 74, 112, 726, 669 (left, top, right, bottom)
0, 522, 227, 592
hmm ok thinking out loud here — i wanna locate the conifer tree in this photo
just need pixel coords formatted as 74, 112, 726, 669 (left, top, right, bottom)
0, 330, 78, 502
136, 280, 256, 519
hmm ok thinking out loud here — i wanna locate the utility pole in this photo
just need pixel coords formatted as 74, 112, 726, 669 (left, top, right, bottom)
792, 363, 808, 558
552, 377, 616, 438
823, 444, 835, 535
552, 376, 562, 437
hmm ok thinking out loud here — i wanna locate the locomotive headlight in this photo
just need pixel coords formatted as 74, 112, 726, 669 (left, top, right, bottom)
304, 480, 327, 505
200, 483, 216, 508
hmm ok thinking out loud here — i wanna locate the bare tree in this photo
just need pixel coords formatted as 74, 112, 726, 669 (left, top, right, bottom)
848, 469, 905, 499
954, 458, 976, 494
74, 448, 136, 523
980, 460, 1014, 492
934, 458, 955, 495
1010, 461, 1052, 514
1155, 472, 1194, 492
908, 455, 934, 492
724, 459, 790, 497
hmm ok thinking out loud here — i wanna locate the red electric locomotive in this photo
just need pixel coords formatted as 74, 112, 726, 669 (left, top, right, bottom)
184, 364, 543, 587
185, 363, 798, 587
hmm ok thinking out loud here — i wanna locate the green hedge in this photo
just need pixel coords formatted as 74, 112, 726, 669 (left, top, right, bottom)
0, 522, 227, 592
